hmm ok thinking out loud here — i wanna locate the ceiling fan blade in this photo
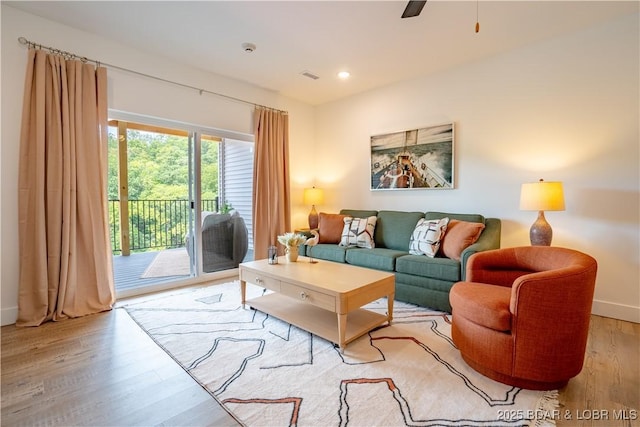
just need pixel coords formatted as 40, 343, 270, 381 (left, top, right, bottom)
401, 0, 427, 18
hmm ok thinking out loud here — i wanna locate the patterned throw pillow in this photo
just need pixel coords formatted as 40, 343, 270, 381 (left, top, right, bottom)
339, 216, 377, 249
409, 217, 450, 257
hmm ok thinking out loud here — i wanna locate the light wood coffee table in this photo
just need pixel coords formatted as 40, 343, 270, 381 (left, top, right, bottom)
239, 256, 395, 352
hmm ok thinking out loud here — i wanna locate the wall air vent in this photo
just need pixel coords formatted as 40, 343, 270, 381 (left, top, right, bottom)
300, 70, 320, 80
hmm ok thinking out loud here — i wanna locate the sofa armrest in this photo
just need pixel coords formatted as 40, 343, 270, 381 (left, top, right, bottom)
459, 218, 501, 281
296, 229, 315, 239
293, 230, 315, 256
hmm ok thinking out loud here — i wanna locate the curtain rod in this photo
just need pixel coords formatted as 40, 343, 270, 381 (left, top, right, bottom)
18, 37, 287, 114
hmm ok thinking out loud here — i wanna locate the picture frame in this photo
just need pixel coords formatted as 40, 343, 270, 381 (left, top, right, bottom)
370, 123, 454, 190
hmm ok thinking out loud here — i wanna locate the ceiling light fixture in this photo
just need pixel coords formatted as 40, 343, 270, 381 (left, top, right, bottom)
338, 71, 350, 79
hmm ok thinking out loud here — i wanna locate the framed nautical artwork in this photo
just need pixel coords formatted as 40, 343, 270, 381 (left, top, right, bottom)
370, 123, 454, 190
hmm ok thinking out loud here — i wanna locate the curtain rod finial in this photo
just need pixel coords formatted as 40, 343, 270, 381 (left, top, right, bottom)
18, 37, 28, 45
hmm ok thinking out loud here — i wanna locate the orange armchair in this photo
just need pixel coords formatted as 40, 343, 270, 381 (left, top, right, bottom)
449, 246, 597, 390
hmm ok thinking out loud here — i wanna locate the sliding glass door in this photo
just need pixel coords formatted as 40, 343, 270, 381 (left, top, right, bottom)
107, 114, 254, 296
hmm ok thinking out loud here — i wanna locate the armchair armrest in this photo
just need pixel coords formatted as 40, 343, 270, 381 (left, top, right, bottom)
508, 264, 597, 379
464, 246, 534, 287
510, 265, 596, 320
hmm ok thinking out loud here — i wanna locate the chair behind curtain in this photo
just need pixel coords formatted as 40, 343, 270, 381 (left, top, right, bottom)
17, 49, 115, 326
252, 107, 291, 260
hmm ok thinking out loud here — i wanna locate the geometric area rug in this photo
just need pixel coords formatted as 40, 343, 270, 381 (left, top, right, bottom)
123, 281, 559, 427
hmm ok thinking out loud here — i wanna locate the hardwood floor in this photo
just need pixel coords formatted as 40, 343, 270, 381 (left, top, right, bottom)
557, 315, 640, 427
1, 307, 240, 426
1, 296, 638, 426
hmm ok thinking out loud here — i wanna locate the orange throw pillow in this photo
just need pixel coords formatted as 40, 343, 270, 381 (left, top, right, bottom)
441, 220, 485, 260
318, 213, 347, 244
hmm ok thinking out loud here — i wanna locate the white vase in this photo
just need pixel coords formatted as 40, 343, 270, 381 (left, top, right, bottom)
285, 245, 299, 262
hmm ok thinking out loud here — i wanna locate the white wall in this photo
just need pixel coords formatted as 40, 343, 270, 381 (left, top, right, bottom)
0, 5, 315, 325
312, 13, 639, 323
2, 5, 638, 325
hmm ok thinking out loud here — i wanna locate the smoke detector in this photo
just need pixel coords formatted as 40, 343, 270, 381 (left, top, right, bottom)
242, 42, 256, 53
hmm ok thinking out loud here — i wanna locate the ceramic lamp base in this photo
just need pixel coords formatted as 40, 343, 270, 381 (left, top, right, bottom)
308, 205, 318, 229
530, 210, 552, 246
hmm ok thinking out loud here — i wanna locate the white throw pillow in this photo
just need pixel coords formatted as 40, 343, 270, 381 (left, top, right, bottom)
409, 217, 450, 257
339, 216, 377, 249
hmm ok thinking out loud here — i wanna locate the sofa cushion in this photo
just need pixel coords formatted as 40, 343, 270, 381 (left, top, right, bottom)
409, 217, 449, 257
374, 210, 425, 251
441, 220, 486, 261
425, 211, 485, 224
307, 244, 352, 263
340, 209, 379, 218
395, 254, 461, 282
449, 282, 512, 332
318, 212, 347, 244
340, 216, 377, 249
345, 248, 408, 272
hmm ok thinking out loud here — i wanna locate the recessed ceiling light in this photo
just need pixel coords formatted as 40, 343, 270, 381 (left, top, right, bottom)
338, 71, 351, 79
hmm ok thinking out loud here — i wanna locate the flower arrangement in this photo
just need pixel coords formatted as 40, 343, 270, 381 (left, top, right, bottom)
277, 232, 307, 247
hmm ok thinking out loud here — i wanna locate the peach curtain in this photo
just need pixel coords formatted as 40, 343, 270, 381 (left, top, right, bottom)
252, 107, 291, 259
17, 49, 115, 326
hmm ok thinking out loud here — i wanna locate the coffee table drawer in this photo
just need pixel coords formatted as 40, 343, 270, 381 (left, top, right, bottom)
281, 282, 335, 311
241, 270, 280, 292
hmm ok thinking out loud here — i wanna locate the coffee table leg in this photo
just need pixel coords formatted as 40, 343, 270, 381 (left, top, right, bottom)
387, 293, 394, 325
240, 279, 246, 309
337, 313, 347, 353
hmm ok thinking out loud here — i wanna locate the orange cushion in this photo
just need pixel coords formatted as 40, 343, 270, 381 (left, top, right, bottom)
441, 220, 485, 260
318, 213, 347, 244
450, 282, 512, 332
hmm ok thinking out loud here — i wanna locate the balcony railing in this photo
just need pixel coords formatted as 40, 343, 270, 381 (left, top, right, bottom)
109, 198, 218, 254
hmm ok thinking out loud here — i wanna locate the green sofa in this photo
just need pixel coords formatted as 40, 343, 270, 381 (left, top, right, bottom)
301, 209, 501, 312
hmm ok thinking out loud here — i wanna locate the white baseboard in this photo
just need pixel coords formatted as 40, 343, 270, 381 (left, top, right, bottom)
592, 299, 640, 324
1, 306, 18, 326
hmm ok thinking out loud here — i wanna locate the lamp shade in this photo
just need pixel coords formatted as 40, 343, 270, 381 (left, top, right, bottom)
519, 180, 565, 211
303, 187, 324, 206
